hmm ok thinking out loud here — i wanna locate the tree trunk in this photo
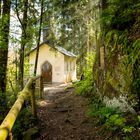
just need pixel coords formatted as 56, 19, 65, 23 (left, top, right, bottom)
100, 0, 107, 69
0, 0, 11, 115
34, 0, 44, 76
100, 0, 107, 72
0, 0, 11, 93
0, 0, 2, 17
32, 0, 44, 117
18, 0, 28, 90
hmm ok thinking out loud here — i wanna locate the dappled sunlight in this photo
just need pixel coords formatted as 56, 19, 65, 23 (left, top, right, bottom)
37, 100, 53, 107
44, 83, 72, 93
1, 0, 139, 139
35, 83, 97, 140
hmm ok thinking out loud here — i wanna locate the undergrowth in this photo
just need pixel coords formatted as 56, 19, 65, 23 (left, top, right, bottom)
12, 107, 36, 139
74, 52, 95, 96
87, 98, 140, 139
75, 85, 140, 139
74, 55, 140, 139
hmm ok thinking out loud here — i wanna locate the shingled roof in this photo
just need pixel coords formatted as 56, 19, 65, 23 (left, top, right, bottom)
27, 42, 77, 58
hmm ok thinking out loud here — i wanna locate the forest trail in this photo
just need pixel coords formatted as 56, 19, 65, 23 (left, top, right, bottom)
35, 83, 102, 140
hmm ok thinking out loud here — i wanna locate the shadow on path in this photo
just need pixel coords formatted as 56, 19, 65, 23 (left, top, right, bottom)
35, 83, 102, 140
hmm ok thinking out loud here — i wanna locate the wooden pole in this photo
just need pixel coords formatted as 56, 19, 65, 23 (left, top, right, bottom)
31, 82, 37, 118
39, 75, 43, 99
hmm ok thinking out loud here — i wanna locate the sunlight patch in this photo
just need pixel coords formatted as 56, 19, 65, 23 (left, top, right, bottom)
38, 100, 51, 107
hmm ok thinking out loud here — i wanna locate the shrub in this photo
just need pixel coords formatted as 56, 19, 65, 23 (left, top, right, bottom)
75, 79, 93, 96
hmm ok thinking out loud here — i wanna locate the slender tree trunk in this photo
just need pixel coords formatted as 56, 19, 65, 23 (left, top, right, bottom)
0, 0, 2, 17
15, 50, 18, 92
0, 0, 11, 93
18, 0, 28, 90
34, 0, 44, 76
100, 0, 107, 71
32, 0, 44, 117
100, 0, 107, 94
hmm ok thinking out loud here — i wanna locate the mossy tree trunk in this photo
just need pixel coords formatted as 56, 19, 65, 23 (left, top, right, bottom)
0, 0, 11, 92
0, 0, 11, 105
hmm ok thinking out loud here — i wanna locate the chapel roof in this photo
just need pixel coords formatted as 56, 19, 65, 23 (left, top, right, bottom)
27, 42, 77, 58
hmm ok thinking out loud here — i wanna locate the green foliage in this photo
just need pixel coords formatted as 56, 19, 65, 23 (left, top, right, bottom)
0, 92, 7, 123
74, 53, 95, 96
123, 126, 135, 133
105, 114, 126, 131
102, 0, 138, 31
88, 103, 117, 124
12, 107, 36, 139
98, 0, 140, 109
87, 99, 140, 139
75, 79, 93, 96
137, 115, 140, 122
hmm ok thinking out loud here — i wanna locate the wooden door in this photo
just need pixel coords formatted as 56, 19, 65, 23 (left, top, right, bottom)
41, 61, 52, 83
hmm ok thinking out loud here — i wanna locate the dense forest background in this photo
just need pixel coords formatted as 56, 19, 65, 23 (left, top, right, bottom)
0, 0, 140, 139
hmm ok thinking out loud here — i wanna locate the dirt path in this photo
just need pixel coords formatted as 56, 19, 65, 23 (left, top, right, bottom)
35, 83, 101, 140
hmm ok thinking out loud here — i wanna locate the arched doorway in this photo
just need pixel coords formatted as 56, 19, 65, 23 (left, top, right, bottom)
41, 61, 52, 83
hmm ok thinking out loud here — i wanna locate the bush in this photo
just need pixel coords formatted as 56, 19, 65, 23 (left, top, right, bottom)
75, 79, 93, 96
88, 103, 118, 125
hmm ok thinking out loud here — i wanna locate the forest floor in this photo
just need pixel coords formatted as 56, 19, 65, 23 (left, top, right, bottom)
35, 83, 103, 140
